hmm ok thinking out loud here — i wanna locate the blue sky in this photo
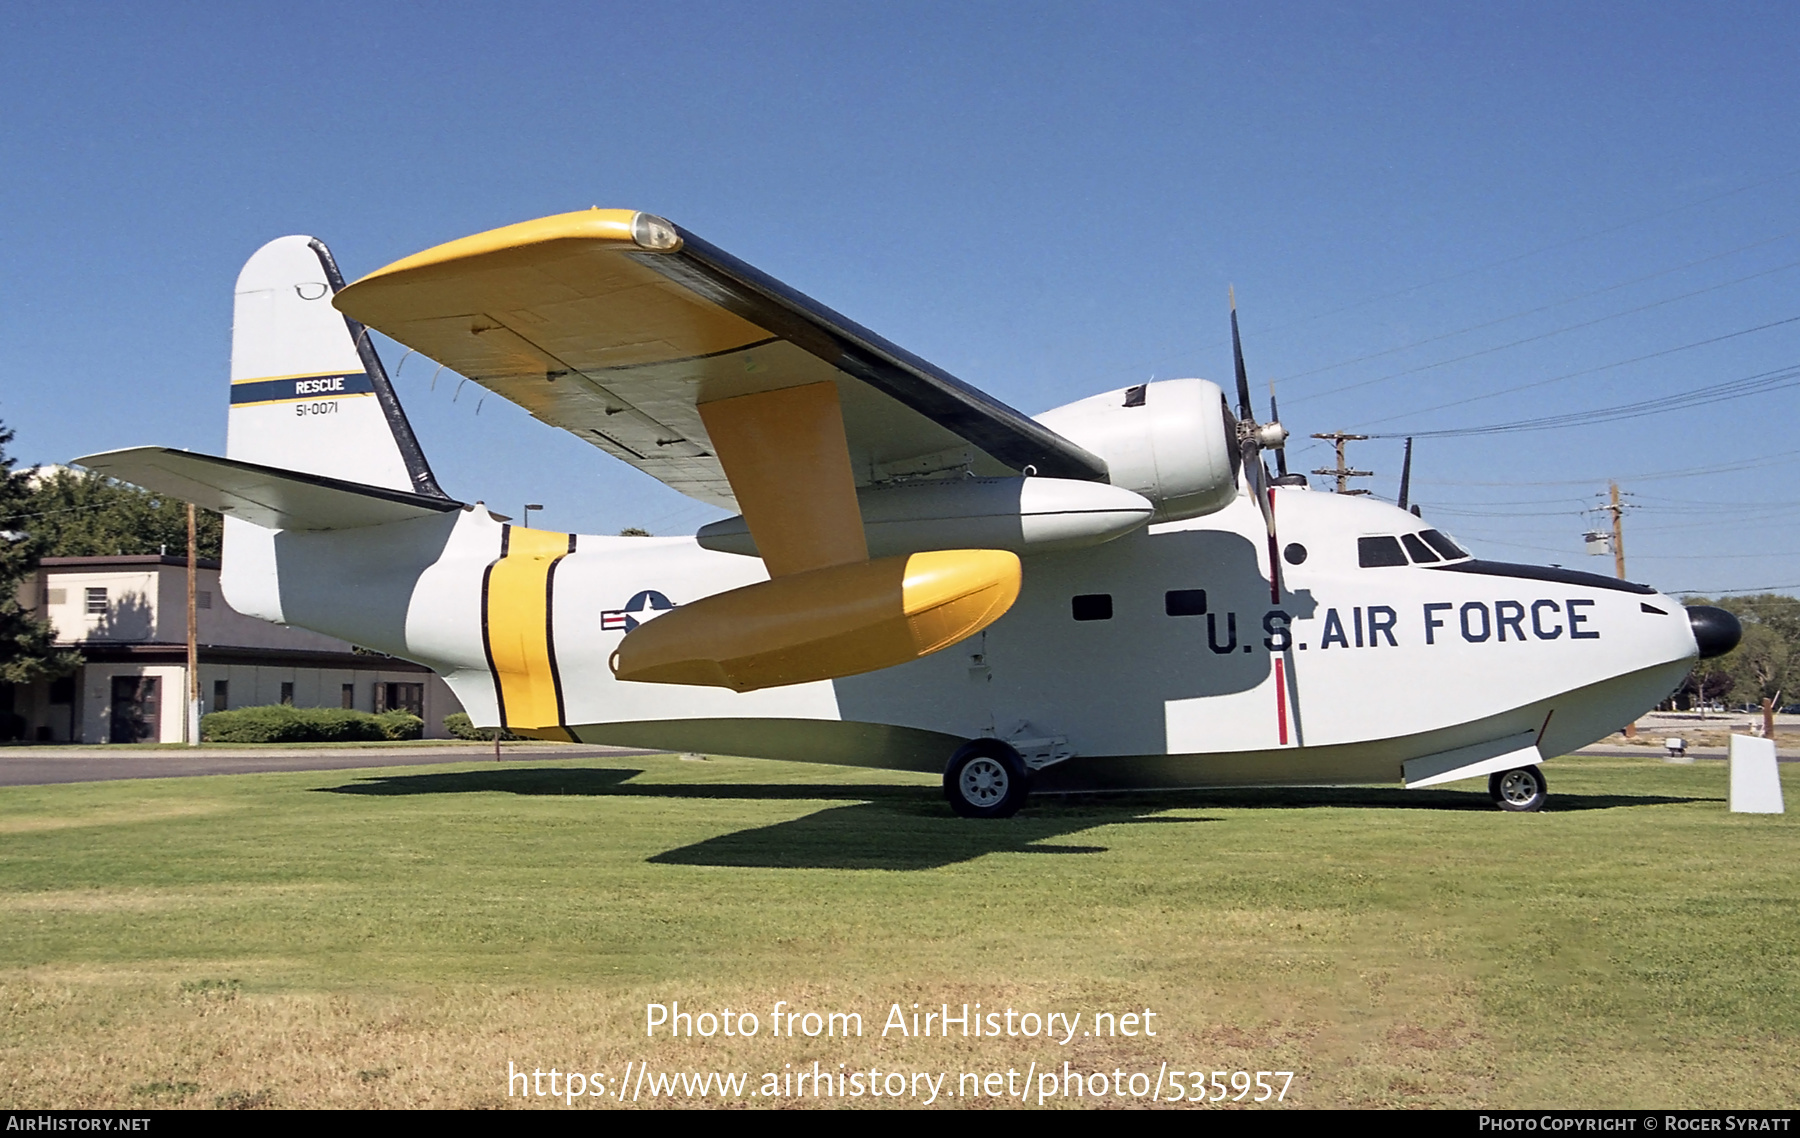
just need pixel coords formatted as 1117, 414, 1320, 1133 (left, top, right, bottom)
3, 2, 1796, 595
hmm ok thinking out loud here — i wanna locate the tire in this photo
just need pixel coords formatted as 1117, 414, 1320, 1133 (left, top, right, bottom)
944, 739, 1029, 819
1489, 765, 1548, 812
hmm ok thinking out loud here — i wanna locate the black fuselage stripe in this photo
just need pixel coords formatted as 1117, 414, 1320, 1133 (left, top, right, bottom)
480, 526, 511, 725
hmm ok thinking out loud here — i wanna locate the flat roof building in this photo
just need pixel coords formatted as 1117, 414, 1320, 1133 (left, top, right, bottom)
4, 554, 463, 743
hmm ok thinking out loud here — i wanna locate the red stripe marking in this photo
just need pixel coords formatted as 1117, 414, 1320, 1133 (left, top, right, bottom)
1275, 658, 1289, 746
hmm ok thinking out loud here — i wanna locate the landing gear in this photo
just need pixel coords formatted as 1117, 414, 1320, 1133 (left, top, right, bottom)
944, 738, 1029, 819
1489, 765, 1548, 812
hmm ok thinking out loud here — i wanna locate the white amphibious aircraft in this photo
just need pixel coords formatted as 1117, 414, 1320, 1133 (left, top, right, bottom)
81, 210, 1741, 816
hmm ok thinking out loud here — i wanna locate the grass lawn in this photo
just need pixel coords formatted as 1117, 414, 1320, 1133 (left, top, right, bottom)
0, 752, 1794, 1109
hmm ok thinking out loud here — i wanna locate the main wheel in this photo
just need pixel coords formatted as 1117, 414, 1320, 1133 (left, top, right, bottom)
944, 739, 1029, 819
1489, 765, 1548, 812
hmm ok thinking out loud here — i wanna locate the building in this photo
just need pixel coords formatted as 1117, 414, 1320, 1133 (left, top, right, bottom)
3, 554, 463, 743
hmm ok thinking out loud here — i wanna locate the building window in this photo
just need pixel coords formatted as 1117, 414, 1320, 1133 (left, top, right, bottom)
85, 587, 108, 615
280, 682, 294, 705
341, 683, 355, 709
213, 680, 228, 712
196, 591, 212, 609
1071, 594, 1113, 621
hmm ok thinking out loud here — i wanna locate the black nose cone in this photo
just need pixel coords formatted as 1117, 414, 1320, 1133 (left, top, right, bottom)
1686, 606, 1742, 659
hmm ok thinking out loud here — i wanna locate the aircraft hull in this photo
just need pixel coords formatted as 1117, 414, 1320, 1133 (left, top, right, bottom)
223, 484, 1699, 792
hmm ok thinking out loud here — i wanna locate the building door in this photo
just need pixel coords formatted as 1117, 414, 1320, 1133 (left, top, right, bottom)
109, 675, 160, 743
375, 682, 425, 718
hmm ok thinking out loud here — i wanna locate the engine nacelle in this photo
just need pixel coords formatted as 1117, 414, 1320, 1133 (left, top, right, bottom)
698, 476, 1153, 560
1033, 378, 1240, 523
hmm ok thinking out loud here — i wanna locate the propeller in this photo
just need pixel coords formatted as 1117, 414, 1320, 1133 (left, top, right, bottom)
1229, 290, 1289, 601
1269, 379, 1289, 478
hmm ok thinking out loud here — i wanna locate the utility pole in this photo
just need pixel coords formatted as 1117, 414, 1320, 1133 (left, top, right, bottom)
1598, 482, 1637, 737
186, 502, 200, 748
1310, 432, 1373, 495
1607, 482, 1627, 583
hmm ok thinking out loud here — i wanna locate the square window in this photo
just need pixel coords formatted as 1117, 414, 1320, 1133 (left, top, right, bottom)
1072, 594, 1113, 621
1357, 536, 1408, 568
85, 587, 108, 615
1165, 589, 1207, 616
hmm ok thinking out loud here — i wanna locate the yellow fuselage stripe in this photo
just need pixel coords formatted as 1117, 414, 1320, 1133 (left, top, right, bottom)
483, 526, 576, 738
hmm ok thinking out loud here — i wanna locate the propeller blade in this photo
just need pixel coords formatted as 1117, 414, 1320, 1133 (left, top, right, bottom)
1244, 438, 1275, 538
1269, 379, 1289, 477
1244, 437, 1282, 602
1230, 292, 1253, 422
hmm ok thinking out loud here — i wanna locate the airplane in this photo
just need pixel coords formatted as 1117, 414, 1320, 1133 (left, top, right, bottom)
78, 209, 1743, 817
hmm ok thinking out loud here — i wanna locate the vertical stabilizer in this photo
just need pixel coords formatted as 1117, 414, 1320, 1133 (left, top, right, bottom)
227, 235, 445, 496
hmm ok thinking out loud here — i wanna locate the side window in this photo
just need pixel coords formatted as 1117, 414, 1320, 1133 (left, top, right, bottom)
1357, 536, 1408, 568
1164, 589, 1206, 616
1071, 594, 1113, 621
1420, 530, 1467, 560
1401, 533, 1441, 563
85, 587, 108, 615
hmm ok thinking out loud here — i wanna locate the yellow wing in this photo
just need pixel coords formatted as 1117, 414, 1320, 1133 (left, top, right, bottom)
333, 209, 1105, 510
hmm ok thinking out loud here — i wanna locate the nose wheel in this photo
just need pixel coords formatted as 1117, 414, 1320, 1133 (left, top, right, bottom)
944, 739, 1029, 819
1489, 765, 1548, 812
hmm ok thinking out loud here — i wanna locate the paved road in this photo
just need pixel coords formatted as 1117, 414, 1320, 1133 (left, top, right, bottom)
1575, 745, 1798, 761
0, 743, 661, 788
3, 742, 1790, 790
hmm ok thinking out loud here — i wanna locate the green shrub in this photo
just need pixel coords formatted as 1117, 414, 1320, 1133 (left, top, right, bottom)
201, 705, 401, 744
443, 712, 518, 741
374, 711, 424, 741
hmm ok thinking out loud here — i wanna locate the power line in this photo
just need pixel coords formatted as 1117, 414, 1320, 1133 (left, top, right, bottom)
1275, 232, 1798, 386
1363, 355, 1800, 439
1356, 315, 1800, 432
1093, 167, 1800, 384
1294, 257, 1800, 403
1428, 447, 1800, 486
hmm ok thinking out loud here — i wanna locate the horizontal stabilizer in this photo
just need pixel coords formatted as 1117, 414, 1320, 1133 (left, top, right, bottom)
73, 446, 464, 531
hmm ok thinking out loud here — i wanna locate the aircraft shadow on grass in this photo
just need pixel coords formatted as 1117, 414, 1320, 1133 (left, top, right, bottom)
314, 767, 1706, 872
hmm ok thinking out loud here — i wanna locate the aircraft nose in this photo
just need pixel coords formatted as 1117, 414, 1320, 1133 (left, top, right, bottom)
1686, 605, 1742, 659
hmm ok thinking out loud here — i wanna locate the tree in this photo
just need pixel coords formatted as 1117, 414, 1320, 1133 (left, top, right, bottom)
19, 467, 222, 560
1724, 624, 1788, 707
1680, 594, 1798, 731
0, 424, 80, 684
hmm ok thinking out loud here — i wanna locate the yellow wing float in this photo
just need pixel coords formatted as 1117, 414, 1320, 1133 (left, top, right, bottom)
335, 209, 1098, 691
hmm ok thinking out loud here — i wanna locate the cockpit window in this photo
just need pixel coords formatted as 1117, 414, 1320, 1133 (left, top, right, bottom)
1358, 536, 1408, 567
1401, 533, 1440, 563
1419, 529, 1467, 560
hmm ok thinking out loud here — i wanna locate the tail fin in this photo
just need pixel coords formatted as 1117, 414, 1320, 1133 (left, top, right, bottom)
228, 235, 447, 498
